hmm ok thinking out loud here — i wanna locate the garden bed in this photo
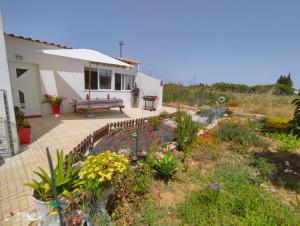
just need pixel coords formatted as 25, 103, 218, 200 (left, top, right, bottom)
94, 119, 176, 156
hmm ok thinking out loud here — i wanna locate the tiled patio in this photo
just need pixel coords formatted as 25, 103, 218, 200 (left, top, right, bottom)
0, 107, 175, 226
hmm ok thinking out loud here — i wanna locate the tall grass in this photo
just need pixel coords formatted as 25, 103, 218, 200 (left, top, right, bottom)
163, 83, 295, 118
232, 91, 295, 118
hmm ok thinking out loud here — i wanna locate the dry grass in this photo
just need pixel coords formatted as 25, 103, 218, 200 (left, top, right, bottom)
227, 92, 296, 118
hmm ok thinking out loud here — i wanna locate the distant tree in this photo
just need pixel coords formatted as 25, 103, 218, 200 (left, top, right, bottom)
275, 73, 294, 95
277, 73, 293, 87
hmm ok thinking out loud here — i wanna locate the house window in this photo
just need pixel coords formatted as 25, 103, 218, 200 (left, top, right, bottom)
99, 69, 112, 89
115, 73, 134, 91
115, 73, 122, 90
16, 68, 27, 78
18, 90, 25, 109
84, 68, 98, 90
124, 74, 134, 90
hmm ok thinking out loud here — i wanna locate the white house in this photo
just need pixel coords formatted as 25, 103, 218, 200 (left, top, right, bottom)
0, 12, 19, 157
2, 32, 163, 117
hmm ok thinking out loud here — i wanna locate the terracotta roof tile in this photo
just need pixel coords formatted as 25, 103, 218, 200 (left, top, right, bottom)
114, 57, 139, 65
4, 33, 140, 65
4, 33, 71, 49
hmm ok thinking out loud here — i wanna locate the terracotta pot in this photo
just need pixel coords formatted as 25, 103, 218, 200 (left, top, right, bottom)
17, 126, 31, 144
51, 104, 61, 115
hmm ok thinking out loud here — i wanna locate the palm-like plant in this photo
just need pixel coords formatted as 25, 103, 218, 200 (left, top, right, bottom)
292, 94, 300, 137
154, 153, 179, 179
24, 150, 84, 201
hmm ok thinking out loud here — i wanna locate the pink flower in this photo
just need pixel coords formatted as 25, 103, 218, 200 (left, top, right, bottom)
137, 152, 143, 158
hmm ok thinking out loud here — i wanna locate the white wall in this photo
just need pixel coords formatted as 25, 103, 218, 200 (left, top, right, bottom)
135, 72, 163, 111
0, 12, 19, 155
5, 36, 163, 114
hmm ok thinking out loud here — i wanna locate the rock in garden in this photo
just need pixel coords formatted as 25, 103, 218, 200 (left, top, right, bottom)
118, 148, 131, 157
163, 119, 177, 128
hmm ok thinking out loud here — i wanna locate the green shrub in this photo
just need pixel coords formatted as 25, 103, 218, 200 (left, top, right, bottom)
215, 122, 269, 148
148, 117, 161, 130
264, 132, 300, 152
159, 111, 170, 118
133, 163, 152, 194
251, 157, 275, 182
247, 119, 264, 131
177, 163, 300, 225
154, 153, 179, 179
175, 109, 200, 155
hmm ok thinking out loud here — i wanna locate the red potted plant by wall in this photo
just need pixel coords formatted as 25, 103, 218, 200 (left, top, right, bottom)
14, 106, 31, 144
44, 94, 64, 116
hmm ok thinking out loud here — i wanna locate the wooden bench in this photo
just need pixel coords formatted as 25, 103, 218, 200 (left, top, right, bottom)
74, 98, 125, 115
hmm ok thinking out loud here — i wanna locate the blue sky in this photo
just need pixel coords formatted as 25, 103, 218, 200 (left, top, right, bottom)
1, 0, 300, 88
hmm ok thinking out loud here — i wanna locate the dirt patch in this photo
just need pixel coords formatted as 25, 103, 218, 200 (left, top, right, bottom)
150, 181, 198, 208
255, 151, 300, 192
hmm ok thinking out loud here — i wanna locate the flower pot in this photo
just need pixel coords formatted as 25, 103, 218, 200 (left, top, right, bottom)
51, 104, 61, 116
32, 192, 60, 225
17, 126, 31, 144
98, 187, 114, 209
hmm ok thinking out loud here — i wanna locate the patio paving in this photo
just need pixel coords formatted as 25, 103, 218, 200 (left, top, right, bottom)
0, 107, 175, 226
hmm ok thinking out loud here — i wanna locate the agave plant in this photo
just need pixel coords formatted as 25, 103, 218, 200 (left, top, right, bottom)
154, 153, 179, 179
24, 150, 84, 201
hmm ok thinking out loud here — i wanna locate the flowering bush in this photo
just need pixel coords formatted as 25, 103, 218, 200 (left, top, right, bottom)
195, 133, 221, 160
228, 101, 238, 107
44, 94, 64, 105
265, 117, 291, 130
79, 151, 128, 187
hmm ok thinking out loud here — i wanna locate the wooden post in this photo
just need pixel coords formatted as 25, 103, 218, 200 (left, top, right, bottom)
136, 128, 139, 154
46, 148, 64, 226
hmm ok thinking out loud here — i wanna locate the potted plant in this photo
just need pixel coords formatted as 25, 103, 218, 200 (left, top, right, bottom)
24, 150, 83, 223
14, 106, 31, 144
44, 94, 64, 116
78, 151, 128, 211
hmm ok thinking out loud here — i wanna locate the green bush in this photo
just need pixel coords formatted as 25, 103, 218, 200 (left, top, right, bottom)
264, 132, 300, 152
251, 157, 275, 182
148, 117, 161, 130
177, 163, 300, 225
175, 109, 200, 155
133, 163, 152, 194
154, 153, 179, 179
215, 122, 269, 148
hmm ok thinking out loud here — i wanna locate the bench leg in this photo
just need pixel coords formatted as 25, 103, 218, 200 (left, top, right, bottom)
119, 107, 123, 114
